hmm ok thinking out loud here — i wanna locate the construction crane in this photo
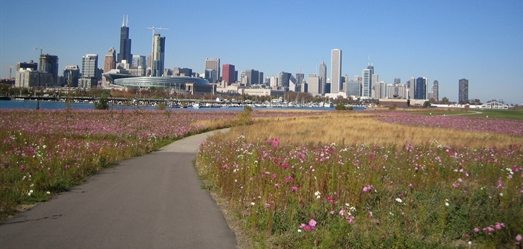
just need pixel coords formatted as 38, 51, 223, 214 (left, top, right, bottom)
34, 47, 43, 56
147, 26, 168, 36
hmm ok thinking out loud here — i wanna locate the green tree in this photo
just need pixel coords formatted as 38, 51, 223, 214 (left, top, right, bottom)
94, 93, 110, 110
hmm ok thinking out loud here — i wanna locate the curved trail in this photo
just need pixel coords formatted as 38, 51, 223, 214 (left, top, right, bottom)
0, 129, 236, 249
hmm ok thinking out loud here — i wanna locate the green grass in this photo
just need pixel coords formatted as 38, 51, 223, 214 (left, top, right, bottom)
420, 109, 523, 120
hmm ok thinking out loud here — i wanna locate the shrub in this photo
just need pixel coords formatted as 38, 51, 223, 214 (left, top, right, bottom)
94, 94, 109, 110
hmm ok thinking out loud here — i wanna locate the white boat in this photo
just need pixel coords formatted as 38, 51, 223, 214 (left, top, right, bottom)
192, 103, 200, 109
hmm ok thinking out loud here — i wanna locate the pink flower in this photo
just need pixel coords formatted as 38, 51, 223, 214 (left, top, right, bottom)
347, 215, 354, 224
299, 219, 317, 231
326, 195, 335, 204
291, 186, 299, 192
270, 137, 280, 149
516, 234, 522, 242
473, 227, 480, 233
362, 184, 374, 193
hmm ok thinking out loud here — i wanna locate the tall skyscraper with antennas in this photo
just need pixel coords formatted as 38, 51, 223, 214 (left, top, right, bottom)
118, 15, 132, 63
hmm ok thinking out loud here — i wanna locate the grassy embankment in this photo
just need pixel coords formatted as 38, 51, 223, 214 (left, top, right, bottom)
197, 112, 523, 248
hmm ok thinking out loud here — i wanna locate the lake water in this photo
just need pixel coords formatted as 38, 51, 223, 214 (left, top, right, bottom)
0, 100, 340, 111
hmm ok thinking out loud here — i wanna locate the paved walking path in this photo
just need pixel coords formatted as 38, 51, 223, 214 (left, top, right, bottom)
0, 129, 236, 249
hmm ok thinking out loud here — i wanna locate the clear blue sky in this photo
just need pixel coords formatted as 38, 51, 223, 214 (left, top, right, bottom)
1, 0, 522, 103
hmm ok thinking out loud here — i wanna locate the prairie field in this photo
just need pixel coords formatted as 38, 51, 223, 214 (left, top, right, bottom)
0, 109, 242, 219
197, 111, 523, 248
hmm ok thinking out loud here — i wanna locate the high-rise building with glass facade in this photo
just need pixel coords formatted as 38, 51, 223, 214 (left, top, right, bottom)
63, 65, 80, 87
205, 58, 220, 83
104, 48, 116, 73
39, 54, 59, 84
330, 49, 342, 93
414, 77, 427, 99
319, 61, 327, 95
362, 68, 371, 97
118, 16, 132, 63
222, 64, 235, 84
432, 80, 439, 101
459, 78, 469, 103
81, 54, 98, 78
151, 33, 165, 77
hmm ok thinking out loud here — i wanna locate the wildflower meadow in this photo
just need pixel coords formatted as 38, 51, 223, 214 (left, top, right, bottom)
0, 109, 239, 219
197, 112, 523, 248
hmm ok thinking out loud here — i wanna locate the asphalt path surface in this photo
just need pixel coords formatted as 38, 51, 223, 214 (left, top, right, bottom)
0, 129, 236, 249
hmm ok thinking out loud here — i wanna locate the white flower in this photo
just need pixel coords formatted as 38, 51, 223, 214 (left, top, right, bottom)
445, 199, 450, 207
297, 229, 302, 233
42, 145, 47, 149
46, 191, 51, 195
250, 202, 255, 206
395, 198, 403, 203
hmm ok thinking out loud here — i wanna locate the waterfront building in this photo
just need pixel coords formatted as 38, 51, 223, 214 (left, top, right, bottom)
459, 78, 469, 103
63, 65, 80, 87
330, 49, 342, 93
222, 64, 236, 84
81, 54, 98, 78
112, 76, 212, 93
16, 61, 38, 71
79, 54, 99, 89
118, 16, 132, 63
414, 77, 427, 99
39, 54, 59, 85
15, 69, 53, 88
205, 58, 220, 83
319, 61, 327, 95
151, 33, 165, 77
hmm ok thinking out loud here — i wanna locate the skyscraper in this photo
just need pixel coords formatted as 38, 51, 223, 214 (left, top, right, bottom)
222, 64, 236, 84
132, 55, 146, 69
118, 16, 132, 63
414, 77, 427, 99
39, 54, 59, 84
331, 49, 342, 93
63, 65, 80, 87
279, 72, 292, 90
362, 65, 374, 98
104, 48, 116, 73
459, 79, 469, 103
362, 68, 371, 97
151, 33, 165, 77
306, 74, 321, 96
79, 54, 98, 89
319, 61, 327, 95
81, 54, 98, 78
205, 58, 220, 83
432, 80, 439, 101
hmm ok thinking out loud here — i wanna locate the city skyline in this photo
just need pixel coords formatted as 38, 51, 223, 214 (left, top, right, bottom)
1, 0, 522, 103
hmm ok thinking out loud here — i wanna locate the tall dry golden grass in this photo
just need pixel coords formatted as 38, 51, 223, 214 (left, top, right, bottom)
226, 113, 522, 147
